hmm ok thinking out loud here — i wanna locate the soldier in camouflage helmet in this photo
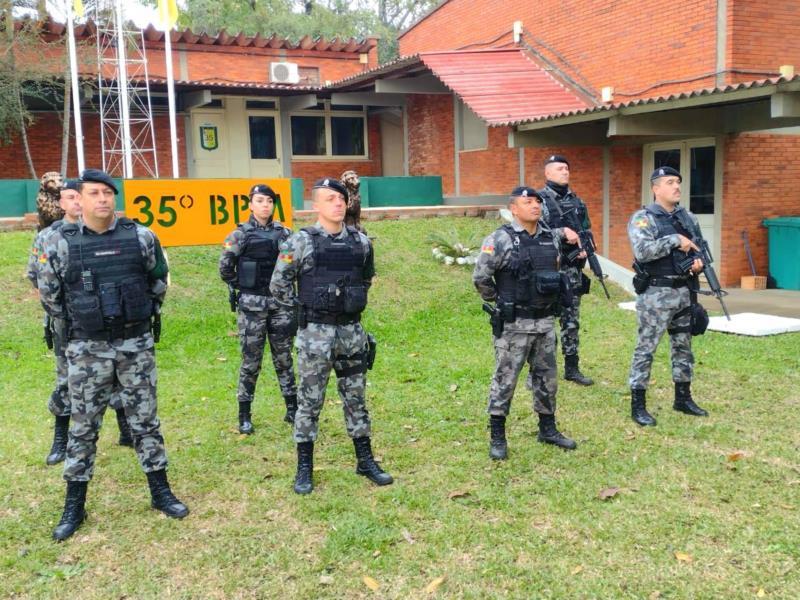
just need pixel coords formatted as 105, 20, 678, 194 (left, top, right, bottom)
38, 168, 188, 541
27, 180, 133, 466
473, 186, 578, 460
627, 166, 709, 426
270, 177, 392, 495
219, 183, 297, 434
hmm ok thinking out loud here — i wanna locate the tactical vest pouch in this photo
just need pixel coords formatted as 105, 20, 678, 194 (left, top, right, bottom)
559, 272, 574, 308
311, 284, 342, 312
99, 283, 123, 319
122, 278, 152, 322
535, 271, 562, 295
238, 259, 258, 289
342, 285, 367, 314
71, 294, 105, 331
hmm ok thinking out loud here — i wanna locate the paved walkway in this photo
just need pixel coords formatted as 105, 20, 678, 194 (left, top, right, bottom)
697, 287, 800, 319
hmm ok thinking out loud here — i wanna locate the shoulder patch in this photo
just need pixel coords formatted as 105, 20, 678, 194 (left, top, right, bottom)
223, 240, 234, 250
481, 243, 495, 254
279, 248, 293, 263
633, 216, 650, 229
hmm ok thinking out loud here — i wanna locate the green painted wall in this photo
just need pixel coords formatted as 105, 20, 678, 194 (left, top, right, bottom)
360, 176, 442, 207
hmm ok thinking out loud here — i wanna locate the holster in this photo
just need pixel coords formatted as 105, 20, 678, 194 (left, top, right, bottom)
632, 262, 650, 295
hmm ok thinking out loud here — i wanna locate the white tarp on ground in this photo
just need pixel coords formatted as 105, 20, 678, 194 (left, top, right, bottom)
617, 303, 800, 336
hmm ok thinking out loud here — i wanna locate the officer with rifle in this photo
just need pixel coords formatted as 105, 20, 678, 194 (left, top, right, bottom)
627, 166, 716, 427
538, 155, 607, 386
473, 186, 579, 461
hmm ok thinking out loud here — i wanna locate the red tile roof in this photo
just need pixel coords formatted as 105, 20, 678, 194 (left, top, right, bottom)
419, 48, 592, 126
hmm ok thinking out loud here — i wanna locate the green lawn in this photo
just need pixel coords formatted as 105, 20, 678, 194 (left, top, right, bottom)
1, 217, 798, 599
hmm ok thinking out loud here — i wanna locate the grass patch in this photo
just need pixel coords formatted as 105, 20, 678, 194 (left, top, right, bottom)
1, 217, 799, 598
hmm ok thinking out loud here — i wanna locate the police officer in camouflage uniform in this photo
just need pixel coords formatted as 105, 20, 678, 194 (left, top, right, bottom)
474, 186, 578, 460
27, 180, 133, 466
627, 166, 709, 426
538, 155, 595, 386
270, 177, 392, 494
38, 169, 188, 541
219, 184, 297, 434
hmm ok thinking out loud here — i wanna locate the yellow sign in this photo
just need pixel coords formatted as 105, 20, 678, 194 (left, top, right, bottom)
122, 179, 293, 247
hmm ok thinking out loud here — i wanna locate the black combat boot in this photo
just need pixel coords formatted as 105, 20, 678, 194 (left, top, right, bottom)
46, 414, 70, 466
673, 382, 708, 417
283, 394, 298, 424
52, 481, 88, 541
537, 413, 577, 450
489, 414, 508, 460
564, 354, 594, 386
115, 408, 134, 447
353, 437, 394, 486
238, 401, 254, 434
146, 469, 189, 518
294, 441, 314, 494
631, 388, 656, 426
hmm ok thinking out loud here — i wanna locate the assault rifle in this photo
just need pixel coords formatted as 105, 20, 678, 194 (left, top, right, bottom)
482, 303, 503, 338
558, 206, 611, 299
673, 208, 731, 321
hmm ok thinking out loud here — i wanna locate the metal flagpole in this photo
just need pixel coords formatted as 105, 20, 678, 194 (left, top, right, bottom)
66, 7, 85, 173
114, 0, 133, 177
161, 2, 179, 178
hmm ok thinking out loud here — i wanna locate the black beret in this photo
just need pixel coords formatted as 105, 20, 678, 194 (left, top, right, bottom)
650, 166, 682, 182
312, 177, 349, 201
510, 186, 542, 201
79, 168, 118, 194
544, 154, 569, 167
249, 183, 277, 200
63, 180, 80, 192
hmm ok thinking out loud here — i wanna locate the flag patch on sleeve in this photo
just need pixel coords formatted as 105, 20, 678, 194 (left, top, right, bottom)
481, 244, 494, 254
634, 216, 649, 229
279, 249, 293, 263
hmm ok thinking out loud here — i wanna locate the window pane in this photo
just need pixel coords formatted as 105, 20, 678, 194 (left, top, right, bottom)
331, 116, 365, 155
689, 146, 715, 214
331, 104, 363, 111
291, 115, 326, 155
248, 116, 276, 159
246, 100, 276, 110
653, 148, 681, 171
459, 100, 488, 150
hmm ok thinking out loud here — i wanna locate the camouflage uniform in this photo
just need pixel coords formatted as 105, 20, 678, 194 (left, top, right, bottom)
539, 184, 591, 358
627, 204, 696, 389
270, 223, 374, 443
473, 220, 562, 417
28, 225, 124, 419
219, 217, 297, 408
38, 217, 169, 481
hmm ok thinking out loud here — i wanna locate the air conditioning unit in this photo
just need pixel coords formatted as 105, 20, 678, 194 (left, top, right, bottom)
270, 62, 300, 84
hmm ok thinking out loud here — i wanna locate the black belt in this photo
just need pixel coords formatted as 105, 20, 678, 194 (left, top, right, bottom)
648, 277, 689, 289
306, 312, 361, 326
70, 320, 151, 341
514, 306, 555, 319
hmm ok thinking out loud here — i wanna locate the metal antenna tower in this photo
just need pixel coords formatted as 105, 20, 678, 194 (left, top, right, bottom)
95, 0, 159, 177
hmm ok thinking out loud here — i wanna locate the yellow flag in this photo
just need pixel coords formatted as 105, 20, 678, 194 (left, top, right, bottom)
158, 0, 179, 29
73, 0, 84, 18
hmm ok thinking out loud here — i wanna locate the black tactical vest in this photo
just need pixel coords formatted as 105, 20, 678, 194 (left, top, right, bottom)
236, 221, 283, 295
639, 205, 693, 276
539, 186, 587, 268
494, 225, 561, 309
297, 226, 368, 316
62, 218, 152, 334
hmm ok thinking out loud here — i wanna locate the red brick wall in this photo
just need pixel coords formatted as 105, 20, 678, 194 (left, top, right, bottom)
720, 133, 800, 286
607, 146, 643, 268
3, 112, 187, 179
400, 0, 719, 100
290, 115, 382, 197
727, 1, 800, 83
407, 94, 455, 195
458, 126, 519, 196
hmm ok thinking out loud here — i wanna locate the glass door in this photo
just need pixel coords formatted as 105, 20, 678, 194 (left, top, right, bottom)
247, 110, 282, 179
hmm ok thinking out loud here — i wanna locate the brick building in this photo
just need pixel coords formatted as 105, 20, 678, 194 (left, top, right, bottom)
336, 0, 800, 286
6, 4, 800, 285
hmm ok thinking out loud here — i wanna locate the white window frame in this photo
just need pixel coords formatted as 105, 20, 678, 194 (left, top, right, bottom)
290, 100, 369, 160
